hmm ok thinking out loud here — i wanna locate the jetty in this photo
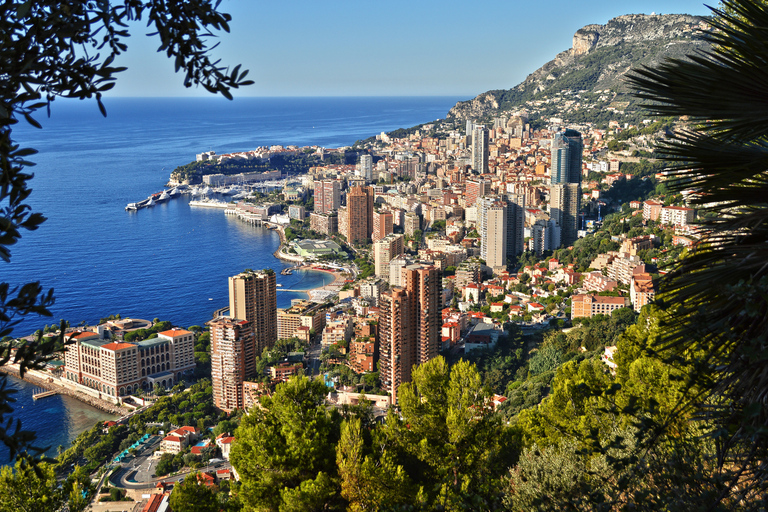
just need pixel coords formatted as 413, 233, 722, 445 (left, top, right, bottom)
33, 389, 58, 400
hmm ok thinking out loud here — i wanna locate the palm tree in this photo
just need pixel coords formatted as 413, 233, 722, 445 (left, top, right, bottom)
626, 0, 768, 504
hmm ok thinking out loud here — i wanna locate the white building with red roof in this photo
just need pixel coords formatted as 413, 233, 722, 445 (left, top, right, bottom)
63, 325, 196, 401
160, 426, 199, 454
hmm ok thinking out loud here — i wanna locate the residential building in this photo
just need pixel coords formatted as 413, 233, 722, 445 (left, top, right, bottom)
379, 264, 440, 403
310, 211, 338, 235
345, 186, 374, 244
606, 253, 646, 285
358, 154, 373, 181
455, 261, 481, 289
404, 212, 421, 236
550, 183, 580, 247
314, 179, 340, 214
630, 273, 656, 312
374, 233, 404, 278
571, 294, 630, 319
471, 126, 489, 173
660, 206, 694, 226
372, 210, 394, 242
465, 178, 491, 208
505, 193, 525, 263
643, 200, 663, 222
228, 269, 277, 353
349, 341, 376, 373
550, 129, 583, 185
478, 196, 507, 271
208, 317, 253, 412
277, 299, 327, 340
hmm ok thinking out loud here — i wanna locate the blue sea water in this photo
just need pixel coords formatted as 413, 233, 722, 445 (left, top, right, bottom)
2, 95, 466, 462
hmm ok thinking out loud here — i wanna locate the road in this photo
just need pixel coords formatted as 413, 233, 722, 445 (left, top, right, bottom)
307, 340, 322, 376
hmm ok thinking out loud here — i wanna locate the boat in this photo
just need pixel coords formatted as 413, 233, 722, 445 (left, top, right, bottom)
125, 203, 139, 211
169, 187, 180, 197
146, 196, 155, 207
201, 186, 213, 195
157, 190, 170, 203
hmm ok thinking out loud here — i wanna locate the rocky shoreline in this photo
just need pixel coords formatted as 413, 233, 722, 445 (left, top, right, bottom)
0, 365, 127, 416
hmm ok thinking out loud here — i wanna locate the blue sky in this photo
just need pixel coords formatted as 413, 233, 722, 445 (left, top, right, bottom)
110, 0, 714, 98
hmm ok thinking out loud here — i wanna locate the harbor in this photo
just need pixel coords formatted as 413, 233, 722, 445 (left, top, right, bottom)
125, 179, 288, 212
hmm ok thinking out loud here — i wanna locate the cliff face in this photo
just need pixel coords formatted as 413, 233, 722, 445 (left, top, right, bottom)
448, 13, 710, 120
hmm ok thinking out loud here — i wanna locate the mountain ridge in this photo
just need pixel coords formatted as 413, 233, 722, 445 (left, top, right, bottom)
447, 13, 711, 121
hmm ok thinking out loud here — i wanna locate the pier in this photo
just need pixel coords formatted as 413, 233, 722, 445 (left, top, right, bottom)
33, 389, 58, 400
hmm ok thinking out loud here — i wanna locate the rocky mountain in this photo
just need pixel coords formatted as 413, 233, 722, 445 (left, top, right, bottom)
448, 13, 711, 121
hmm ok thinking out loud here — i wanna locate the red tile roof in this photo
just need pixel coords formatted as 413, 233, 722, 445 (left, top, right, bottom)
101, 342, 135, 351
158, 328, 193, 337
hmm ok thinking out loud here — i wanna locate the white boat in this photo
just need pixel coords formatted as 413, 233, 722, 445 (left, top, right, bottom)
125, 203, 139, 211
146, 197, 155, 206
169, 187, 179, 197
201, 186, 213, 195
158, 190, 170, 202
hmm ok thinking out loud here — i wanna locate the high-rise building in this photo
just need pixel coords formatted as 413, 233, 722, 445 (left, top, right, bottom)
471, 125, 489, 173
478, 196, 507, 271
550, 129, 583, 185
531, 218, 561, 256
209, 317, 253, 412
372, 210, 393, 242
549, 129, 583, 248
358, 154, 373, 181
465, 178, 491, 208
228, 269, 277, 353
374, 233, 404, 278
550, 183, 580, 247
209, 269, 277, 412
379, 264, 440, 403
314, 179, 340, 214
344, 186, 374, 244
505, 193, 525, 264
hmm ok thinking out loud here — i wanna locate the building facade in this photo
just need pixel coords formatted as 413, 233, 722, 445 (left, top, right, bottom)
228, 269, 277, 353
345, 186, 374, 244
374, 233, 405, 278
314, 179, 341, 214
379, 264, 440, 402
63, 327, 195, 399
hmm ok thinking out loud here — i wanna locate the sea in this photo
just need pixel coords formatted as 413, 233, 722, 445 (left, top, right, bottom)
1, 95, 466, 462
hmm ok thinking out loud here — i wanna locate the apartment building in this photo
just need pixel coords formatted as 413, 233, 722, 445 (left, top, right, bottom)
277, 300, 327, 341
571, 294, 630, 319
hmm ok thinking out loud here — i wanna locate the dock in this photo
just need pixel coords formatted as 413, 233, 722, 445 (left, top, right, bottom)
33, 390, 58, 400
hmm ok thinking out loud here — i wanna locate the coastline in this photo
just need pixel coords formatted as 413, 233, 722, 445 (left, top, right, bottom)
0, 365, 126, 417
